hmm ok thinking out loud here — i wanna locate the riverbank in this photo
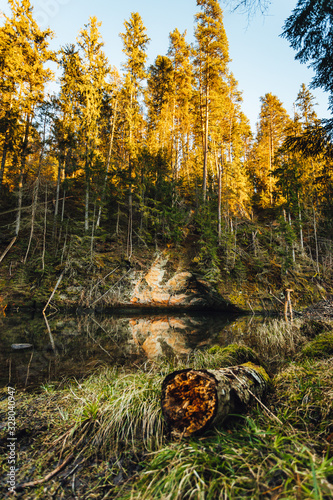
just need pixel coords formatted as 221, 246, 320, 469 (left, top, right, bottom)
1, 317, 333, 498
1, 240, 332, 318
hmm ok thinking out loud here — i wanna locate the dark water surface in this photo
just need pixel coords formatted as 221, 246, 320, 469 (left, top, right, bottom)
0, 310, 265, 390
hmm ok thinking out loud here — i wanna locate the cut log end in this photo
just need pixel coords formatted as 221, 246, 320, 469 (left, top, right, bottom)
161, 364, 270, 437
162, 369, 217, 436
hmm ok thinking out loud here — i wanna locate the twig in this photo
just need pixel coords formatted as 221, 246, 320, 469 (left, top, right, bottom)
89, 266, 120, 298
228, 368, 283, 426
43, 270, 65, 315
246, 301, 255, 314
0, 236, 17, 263
25, 350, 34, 387
269, 290, 284, 305
16, 425, 89, 491
86, 323, 112, 357
51, 462, 82, 499
43, 313, 57, 354
16, 451, 75, 491
90, 269, 131, 306
88, 315, 118, 346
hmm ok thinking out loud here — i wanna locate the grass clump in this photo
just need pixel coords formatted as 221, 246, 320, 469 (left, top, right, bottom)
301, 332, 333, 359
125, 415, 333, 500
65, 367, 166, 454
273, 358, 333, 435
300, 319, 331, 339
243, 318, 307, 371
191, 343, 261, 370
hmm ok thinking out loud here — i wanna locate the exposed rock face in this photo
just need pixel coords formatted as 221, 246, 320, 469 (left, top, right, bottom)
127, 253, 239, 311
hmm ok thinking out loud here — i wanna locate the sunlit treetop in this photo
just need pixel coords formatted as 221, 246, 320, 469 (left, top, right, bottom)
282, 0, 333, 118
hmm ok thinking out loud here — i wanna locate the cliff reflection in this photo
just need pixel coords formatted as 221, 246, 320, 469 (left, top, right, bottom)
1, 311, 241, 389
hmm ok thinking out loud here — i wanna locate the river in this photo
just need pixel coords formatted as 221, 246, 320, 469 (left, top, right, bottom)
0, 309, 266, 390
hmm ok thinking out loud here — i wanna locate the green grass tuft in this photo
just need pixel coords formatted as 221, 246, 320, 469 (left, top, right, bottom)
191, 343, 261, 370
124, 415, 333, 500
301, 333, 333, 359
67, 367, 166, 453
272, 358, 333, 434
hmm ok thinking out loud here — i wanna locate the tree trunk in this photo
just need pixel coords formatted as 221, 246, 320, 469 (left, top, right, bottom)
202, 85, 209, 201
53, 156, 63, 239
312, 204, 320, 274
24, 117, 46, 264
0, 132, 9, 195
218, 161, 222, 246
96, 100, 118, 228
127, 156, 133, 260
298, 200, 304, 253
0, 97, 13, 196
15, 115, 31, 236
161, 362, 270, 437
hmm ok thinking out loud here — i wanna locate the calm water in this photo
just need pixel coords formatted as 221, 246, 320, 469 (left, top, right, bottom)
0, 310, 264, 390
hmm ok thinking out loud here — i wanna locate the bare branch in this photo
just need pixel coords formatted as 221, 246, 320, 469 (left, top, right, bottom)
226, 0, 272, 17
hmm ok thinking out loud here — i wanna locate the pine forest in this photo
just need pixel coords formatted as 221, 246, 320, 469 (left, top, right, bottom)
1, 1, 333, 498
1, 0, 333, 308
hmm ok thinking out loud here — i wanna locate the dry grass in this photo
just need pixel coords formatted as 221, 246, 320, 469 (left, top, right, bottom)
242, 318, 307, 371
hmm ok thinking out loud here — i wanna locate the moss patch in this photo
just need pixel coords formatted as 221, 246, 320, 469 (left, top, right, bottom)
241, 361, 271, 385
301, 332, 333, 359
207, 343, 261, 365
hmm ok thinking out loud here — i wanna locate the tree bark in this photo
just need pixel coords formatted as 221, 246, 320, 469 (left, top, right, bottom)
53, 156, 63, 239
15, 115, 31, 236
202, 84, 209, 201
161, 362, 270, 437
96, 99, 118, 228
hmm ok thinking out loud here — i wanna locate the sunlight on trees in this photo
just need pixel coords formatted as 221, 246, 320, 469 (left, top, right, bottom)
1, 0, 333, 283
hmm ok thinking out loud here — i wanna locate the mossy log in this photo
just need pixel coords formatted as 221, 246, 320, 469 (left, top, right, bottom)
161, 362, 270, 436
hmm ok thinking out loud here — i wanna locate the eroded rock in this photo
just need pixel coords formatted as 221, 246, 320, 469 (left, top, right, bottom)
127, 253, 239, 312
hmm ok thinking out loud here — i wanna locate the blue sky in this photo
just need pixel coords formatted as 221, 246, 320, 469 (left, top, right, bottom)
1, 0, 330, 130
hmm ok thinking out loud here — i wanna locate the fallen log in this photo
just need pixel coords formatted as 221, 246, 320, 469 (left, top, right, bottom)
161, 362, 270, 437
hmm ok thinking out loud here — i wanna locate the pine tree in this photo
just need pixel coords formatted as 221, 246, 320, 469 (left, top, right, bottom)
168, 29, 194, 183
146, 55, 174, 153
0, 0, 54, 234
76, 16, 110, 232
193, 0, 230, 200
250, 93, 291, 208
282, 1, 333, 120
52, 44, 81, 236
119, 12, 149, 258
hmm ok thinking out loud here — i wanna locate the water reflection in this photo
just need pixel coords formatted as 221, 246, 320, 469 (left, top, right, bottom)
0, 310, 252, 389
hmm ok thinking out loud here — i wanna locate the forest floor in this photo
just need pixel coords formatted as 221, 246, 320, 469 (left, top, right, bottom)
1, 220, 333, 498
1, 315, 333, 499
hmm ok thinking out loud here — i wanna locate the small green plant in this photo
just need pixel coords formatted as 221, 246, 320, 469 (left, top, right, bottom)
82, 400, 100, 422
41, 383, 56, 393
